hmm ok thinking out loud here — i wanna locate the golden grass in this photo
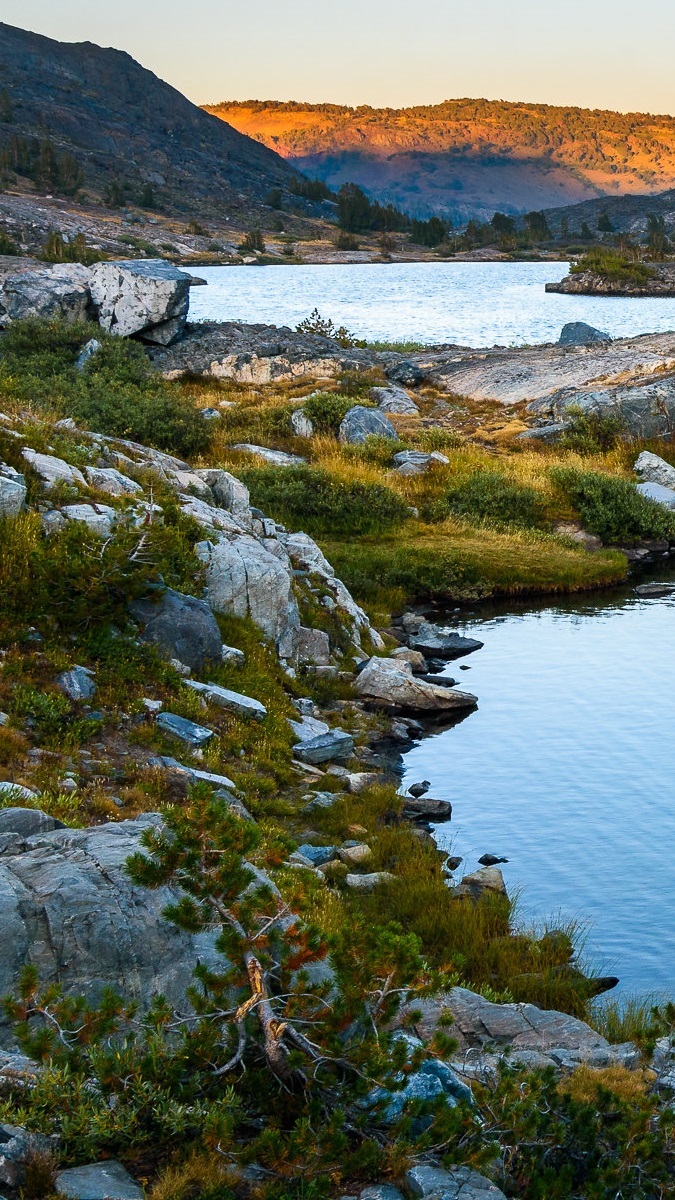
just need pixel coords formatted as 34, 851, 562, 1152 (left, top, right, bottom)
558, 1064, 650, 1104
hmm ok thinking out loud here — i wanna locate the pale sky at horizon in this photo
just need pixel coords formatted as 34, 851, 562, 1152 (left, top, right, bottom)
1, 0, 674, 117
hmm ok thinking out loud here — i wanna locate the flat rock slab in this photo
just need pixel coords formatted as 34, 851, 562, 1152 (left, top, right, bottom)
293, 729, 355, 764
415, 330, 675, 406
402, 797, 453, 822
233, 444, 306, 466
55, 1160, 145, 1200
406, 1164, 505, 1200
185, 679, 267, 719
156, 712, 214, 746
0, 807, 64, 837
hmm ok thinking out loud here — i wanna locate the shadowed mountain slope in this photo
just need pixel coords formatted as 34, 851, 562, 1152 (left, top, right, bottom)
0, 23, 301, 218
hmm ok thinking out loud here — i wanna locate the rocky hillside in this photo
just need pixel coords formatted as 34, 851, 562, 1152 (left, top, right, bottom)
0, 23, 302, 219
207, 98, 675, 223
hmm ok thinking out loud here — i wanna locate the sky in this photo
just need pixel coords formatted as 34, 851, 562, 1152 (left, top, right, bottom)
2, 0, 675, 116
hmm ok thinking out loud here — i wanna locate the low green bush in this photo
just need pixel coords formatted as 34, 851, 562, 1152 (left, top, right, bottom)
570, 248, 655, 286
0, 320, 211, 459
558, 407, 626, 454
237, 464, 410, 535
302, 391, 355, 434
432, 470, 546, 529
552, 467, 675, 543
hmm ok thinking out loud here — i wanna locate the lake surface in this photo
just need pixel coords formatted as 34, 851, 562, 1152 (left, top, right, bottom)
401, 575, 675, 997
189, 261, 675, 348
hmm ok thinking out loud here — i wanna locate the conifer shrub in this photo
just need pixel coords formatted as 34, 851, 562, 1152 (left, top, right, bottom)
237, 464, 409, 535
552, 467, 675, 543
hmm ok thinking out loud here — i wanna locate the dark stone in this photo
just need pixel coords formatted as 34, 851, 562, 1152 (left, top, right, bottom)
403, 797, 453, 822
408, 621, 484, 660
338, 406, 398, 445
130, 587, 222, 673
559, 322, 610, 346
0, 808, 65, 837
386, 360, 426, 387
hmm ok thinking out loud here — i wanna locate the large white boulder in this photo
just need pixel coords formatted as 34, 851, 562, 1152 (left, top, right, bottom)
634, 449, 675, 490
0, 264, 92, 328
196, 534, 300, 659
89, 258, 192, 345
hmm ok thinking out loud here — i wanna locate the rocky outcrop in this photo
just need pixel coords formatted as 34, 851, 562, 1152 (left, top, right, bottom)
0, 814, 225, 1047
148, 321, 381, 383
414, 330, 675, 406
196, 534, 300, 660
398, 986, 638, 1074
0, 263, 92, 328
355, 657, 478, 713
546, 263, 675, 296
130, 587, 224, 673
528, 371, 675, 440
89, 259, 193, 345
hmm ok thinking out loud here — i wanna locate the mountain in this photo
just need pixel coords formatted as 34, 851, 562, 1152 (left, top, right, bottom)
206, 99, 675, 223
0, 24, 301, 217
542, 188, 675, 237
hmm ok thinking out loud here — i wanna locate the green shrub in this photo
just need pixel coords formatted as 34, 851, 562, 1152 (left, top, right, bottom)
302, 391, 356, 434
570, 248, 655, 286
237, 464, 409, 535
559, 407, 626, 454
0, 320, 211, 459
40, 231, 102, 265
552, 467, 675, 542
433, 471, 546, 529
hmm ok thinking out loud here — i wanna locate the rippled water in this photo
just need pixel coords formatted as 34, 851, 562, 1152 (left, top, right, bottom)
401, 575, 675, 996
189, 261, 675, 347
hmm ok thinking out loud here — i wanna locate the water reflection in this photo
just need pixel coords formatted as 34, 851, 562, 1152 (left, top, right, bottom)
402, 568, 675, 995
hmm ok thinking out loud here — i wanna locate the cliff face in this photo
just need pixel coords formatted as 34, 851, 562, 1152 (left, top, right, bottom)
205, 98, 675, 222
0, 23, 300, 217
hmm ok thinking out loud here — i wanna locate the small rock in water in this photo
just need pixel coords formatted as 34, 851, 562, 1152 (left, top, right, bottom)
478, 853, 509, 866
634, 582, 675, 598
